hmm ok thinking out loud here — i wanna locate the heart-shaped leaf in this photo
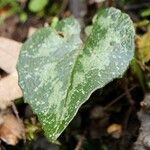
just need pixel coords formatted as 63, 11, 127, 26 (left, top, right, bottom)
17, 7, 135, 141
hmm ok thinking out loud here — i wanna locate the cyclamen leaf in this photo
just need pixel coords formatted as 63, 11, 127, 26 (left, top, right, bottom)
17, 7, 135, 141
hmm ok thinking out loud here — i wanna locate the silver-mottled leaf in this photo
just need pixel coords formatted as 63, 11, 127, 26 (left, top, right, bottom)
17, 8, 135, 141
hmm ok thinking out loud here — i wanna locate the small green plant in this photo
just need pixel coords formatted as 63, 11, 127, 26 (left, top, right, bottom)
17, 7, 135, 142
28, 0, 49, 13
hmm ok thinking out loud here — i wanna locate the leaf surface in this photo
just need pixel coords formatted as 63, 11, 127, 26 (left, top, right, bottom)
17, 7, 135, 141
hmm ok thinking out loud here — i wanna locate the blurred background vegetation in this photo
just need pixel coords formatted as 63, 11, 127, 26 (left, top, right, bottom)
0, 0, 150, 150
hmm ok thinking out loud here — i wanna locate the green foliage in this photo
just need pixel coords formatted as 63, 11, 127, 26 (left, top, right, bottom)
19, 12, 28, 23
0, 0, 19, 9
17, 7, 135, 142
0, 0, 60, 21
0, 0, 27, 22
0, 0, 21, 16
141, 9, 150, 17
28, 0, 49, 12
51, 17, 59, 28
130, 59, 145, 91
137, 27, 150, 63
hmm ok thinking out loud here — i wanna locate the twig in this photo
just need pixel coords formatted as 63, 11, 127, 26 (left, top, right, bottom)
119, 107, 132, 150
124, 77, 136, 106
104, 84, 138, 110
119, 78, 135, 149
108, 0, 115, 7
74, 135, 85, 150
11, 102, 26, 142
11, 102, 20, 122
124, 3, 150, 10
57, 0, 68, 17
